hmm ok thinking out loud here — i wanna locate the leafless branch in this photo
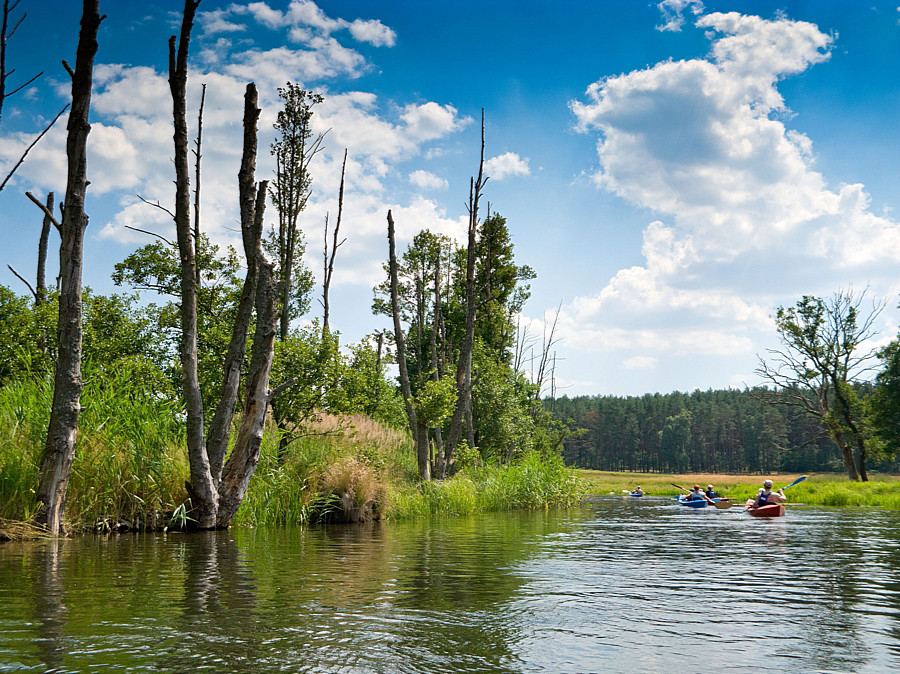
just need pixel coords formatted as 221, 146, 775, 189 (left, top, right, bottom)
4, 69, 41, 98
124, 225, 174, 247
6, 263, 36, 299
25, 190, 61, 231
0, 104, 69, 193
137, 194, 176, 219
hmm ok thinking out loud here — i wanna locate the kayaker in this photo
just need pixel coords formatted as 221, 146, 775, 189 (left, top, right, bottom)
686, 484, 713, 503
755, 479, 786, 507
705, 484, 718, 499
633, 486, 644, 495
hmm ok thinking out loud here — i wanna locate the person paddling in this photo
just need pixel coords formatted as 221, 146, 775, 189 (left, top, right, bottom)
685, 484, 714, 504
705, 484, 718, 499
754, 479, 786, 507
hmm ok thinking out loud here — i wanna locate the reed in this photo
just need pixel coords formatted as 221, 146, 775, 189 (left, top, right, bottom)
0, 363, 188, 528
385, 453, 585, 519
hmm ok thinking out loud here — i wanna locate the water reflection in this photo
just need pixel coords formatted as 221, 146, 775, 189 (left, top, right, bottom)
1, 502, 899, 672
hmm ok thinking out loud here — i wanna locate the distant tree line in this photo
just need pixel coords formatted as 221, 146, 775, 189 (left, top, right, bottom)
549, 386, 899, 475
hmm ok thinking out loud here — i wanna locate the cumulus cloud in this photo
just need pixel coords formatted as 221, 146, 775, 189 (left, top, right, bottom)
409, 170, 448, 190
484, 152, 530, 180
562, 10, 900, 384
206, 0, 397, 47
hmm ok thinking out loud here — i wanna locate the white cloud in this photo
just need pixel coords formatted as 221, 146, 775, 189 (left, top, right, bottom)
561, 10, 900, 376
349, 18, 397, 47
656, 0, 705, 32
409, 170, 448, 191
208, 0, 396, 47
624, 356, 657, 369
484, 152, 530, 180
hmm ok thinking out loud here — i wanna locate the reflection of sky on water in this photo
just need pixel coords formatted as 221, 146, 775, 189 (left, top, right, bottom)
0, 503, 899, 672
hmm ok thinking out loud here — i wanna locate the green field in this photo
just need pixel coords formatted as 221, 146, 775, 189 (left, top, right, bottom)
580, 470, 900, 508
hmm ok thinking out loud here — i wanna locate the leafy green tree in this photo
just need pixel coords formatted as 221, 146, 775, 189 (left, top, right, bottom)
268, 82, 322, 340
659, 409, 692, 473
870, 338, 900, 457
756, 290, 885, 481
112, 235, 244, 411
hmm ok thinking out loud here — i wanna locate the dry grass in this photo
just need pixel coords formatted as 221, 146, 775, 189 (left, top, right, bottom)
0, 518, 53, 542
321, 456, 387, 523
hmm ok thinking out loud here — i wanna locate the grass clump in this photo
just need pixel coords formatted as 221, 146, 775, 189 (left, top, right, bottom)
387, 453, 585, 519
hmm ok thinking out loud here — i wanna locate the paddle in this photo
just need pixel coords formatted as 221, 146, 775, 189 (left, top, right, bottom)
746, 475, 808, 510
671, 483, 716, 505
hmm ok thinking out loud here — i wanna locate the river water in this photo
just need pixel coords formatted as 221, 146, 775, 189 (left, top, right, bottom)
2, 496, 900, 672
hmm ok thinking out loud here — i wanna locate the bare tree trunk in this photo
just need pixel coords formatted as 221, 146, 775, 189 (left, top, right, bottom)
36, 192, 53, 305
430, 263, 446, 478
388, 210, 429, 480
445, 110, 486, 467
207, 84, 264, 483
169, 0, 217, 528
34, 0, 102, 535
322, 148, 347, 333
192, 82, 205, 284
217, 255, 278, 526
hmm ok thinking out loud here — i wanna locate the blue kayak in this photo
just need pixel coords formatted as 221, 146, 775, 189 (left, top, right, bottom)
676, 496, 708, 508
629, 492, 644, 497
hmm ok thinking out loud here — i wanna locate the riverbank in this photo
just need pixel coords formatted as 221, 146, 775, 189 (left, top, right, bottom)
580, 470, 900, 508
0, 402, 583, 540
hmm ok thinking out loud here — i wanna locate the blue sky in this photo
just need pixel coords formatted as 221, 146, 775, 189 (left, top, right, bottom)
2, 0, 899, 397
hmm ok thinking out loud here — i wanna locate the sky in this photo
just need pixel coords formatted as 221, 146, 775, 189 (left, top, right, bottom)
2, 0, 900, 398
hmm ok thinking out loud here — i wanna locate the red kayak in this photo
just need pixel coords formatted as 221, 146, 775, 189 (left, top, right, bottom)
744, 499, 785, 517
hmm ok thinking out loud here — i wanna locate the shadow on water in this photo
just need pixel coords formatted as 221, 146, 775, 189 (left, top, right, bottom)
1, 501, 899, 672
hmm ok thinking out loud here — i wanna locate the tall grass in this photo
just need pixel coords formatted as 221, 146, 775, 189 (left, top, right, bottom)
0, 368, 585, 532
387, 453, 586, 519
0, 362, 188, 527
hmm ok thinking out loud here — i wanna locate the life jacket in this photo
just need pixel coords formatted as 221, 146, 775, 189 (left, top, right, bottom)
705, 489, 717, 498
758, 489, 772, 505
688, 490, 703, 501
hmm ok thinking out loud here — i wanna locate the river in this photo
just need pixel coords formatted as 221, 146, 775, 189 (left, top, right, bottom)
2, 496, 899, 672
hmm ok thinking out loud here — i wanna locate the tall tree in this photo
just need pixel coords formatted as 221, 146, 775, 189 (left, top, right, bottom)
387, 210, 429, 479
269, 82, 323, 340
755, 289, 885, 481
445, 111, 487, 468
169, 0, 216, 526
33, 0, 103, 535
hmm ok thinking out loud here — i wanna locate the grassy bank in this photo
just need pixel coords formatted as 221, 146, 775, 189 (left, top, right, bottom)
0, 373, 584, 535
580, 470, 900, 508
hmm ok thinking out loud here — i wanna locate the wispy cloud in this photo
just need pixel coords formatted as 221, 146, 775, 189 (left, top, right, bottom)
656, 0, 705, 32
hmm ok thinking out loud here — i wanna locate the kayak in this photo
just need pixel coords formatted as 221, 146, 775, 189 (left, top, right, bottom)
676, 496, 708, 508
744, 499, 786, 517
629, 492, 644, 497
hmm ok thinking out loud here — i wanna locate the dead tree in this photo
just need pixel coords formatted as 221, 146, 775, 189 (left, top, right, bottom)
192, 82, 205, 284
9, 191, 54, 304
33, 0, 103, 535
445, 110, 487, 469
388, 210, 429, 480
169, 0, 217, 527
321, 148, 347, 333
207, 83, 265, 486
